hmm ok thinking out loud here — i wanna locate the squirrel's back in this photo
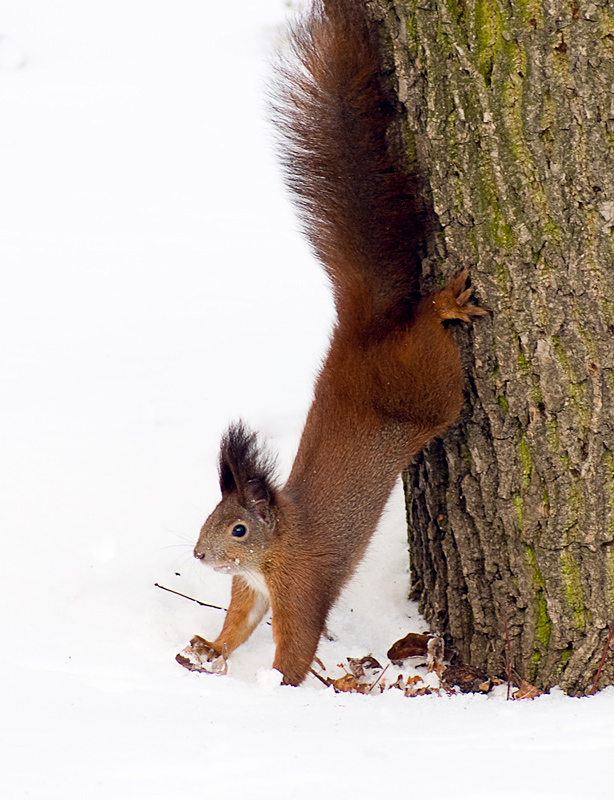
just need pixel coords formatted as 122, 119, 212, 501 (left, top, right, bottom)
271, 0, 427, 336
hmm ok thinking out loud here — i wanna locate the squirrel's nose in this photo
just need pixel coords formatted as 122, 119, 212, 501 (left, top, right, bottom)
194, 549, 205, 560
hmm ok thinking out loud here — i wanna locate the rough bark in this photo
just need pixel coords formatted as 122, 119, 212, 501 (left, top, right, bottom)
370, 0, 614, 694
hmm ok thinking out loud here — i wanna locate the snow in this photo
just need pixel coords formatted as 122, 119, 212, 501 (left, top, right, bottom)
1, 1, 612, 797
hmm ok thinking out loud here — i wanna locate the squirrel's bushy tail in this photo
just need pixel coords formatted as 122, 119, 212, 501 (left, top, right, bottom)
271, 0, 427, 336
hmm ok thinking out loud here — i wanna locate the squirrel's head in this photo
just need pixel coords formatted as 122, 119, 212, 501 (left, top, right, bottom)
194, 422, 279, 575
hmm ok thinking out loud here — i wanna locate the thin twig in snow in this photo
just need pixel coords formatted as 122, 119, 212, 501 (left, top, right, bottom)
308, 667, 330, 687
504, 605, 512, 701
154, 582, 228, 612
367, 663, 390, 694
590, 616, 614, 695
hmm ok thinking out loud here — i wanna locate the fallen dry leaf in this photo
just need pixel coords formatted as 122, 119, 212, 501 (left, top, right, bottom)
347, 655, 382, 679
387, 632, 431, 662
390, 674, 406, 691
407, 686, 435, 697
513, 679, 542, 700
404, 674, 429, 697
331, 673, 361, 693
441, 664, 490, 694
427, 636, 446, 678
388, 632, 455, 664
427, 636, 445, 664
479, 677, 503, 693
330, 673, 379, 694
327, 657, 389, 694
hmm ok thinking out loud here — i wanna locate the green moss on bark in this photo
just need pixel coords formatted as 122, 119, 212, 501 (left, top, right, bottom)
525, 545, 552, 672
557, 645, 573, 675
560, 549, 587, 632
518, 433, 532, 488
514, 492, 524, 530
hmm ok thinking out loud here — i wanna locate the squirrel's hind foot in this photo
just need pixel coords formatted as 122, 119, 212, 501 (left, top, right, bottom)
434, 269, 488, 323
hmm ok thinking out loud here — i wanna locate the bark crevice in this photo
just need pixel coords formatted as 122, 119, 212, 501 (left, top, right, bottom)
371, 0, 614, 694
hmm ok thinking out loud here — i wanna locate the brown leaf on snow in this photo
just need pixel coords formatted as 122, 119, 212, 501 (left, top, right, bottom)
403, 674, 432, 697
332, 673, 361, 693
388, 632, 455, 664
390, 674, 406, 691
387, 632, 431, 662
475, 677, 502, 693
408, 686, 435, 697
513, 679, 542, 700
400, 675, 434, 697
347, 655, 382, 679
328, 658, 388, 694
441, 664, 490, 694
427, 636, 446, 678
427, 636, 445, 663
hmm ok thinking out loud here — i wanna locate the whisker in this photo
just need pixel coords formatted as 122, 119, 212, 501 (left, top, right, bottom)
161, 528, 197, 545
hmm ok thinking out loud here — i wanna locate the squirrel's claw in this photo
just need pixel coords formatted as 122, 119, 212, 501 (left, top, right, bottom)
433, 271, 488, 322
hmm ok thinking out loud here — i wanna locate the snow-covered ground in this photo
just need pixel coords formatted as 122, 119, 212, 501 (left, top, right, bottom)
1, 1, 613, 797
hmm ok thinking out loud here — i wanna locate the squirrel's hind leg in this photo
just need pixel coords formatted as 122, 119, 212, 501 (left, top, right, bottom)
269, 570, 334, 686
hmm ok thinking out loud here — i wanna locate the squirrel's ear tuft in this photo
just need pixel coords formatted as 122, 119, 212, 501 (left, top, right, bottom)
218, 422, 278, 521
245, 478, 275, 525
219, 455, 236, 496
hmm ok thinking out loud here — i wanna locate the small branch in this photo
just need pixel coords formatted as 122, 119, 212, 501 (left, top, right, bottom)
308, 667, 331, 687
504, 605, 512, 701
155, 582, 272, 626
154, 583, 228, 612
367, 662, 390, 694
590, 616, 614, 695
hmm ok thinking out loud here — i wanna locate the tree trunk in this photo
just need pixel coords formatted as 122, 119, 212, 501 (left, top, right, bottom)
371, 0, 614, 694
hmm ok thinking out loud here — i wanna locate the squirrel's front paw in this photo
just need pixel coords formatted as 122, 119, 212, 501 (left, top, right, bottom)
176, 635, 228, 674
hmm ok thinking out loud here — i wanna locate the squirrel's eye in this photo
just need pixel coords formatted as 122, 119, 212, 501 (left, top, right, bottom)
231, 524, 247, 538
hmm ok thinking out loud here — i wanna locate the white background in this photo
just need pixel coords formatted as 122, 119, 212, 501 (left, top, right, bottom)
1, 2, 612, 798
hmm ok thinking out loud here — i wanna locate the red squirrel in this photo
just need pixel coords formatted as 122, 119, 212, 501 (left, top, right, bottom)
177, 0, 485, 686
